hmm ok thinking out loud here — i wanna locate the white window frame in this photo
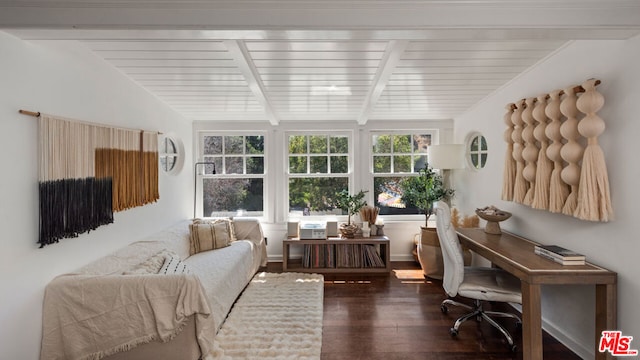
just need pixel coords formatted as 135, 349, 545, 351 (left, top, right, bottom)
285, 130, 353, 221
368, 130, 439, 221
195, 131, 268, 219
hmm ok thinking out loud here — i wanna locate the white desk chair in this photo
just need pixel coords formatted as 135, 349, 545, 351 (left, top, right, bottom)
434, 200, 522, 351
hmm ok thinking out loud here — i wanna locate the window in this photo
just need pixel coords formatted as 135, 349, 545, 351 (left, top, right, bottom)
198, 134, 265, 217
287, 133, 350, 217
466, 132, 488, 170
371, 132, 434, 215
159, 134, 184, 175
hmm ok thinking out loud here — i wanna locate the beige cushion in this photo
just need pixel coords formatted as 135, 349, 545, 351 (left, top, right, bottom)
159, 254, 192, 274
189, 219, 234, 255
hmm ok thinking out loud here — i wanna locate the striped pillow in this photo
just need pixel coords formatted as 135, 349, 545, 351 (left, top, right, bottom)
159, 255, 191, 274
189, 219, 234, 255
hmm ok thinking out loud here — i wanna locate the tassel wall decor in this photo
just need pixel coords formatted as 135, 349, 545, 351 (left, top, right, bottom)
500, 79, 612, 222
511, 99, 528, 204
531, 94, 553, 210
545, 90, 570, 213
38, 116, 114, 247
574, 79, 613, 221
521, 97, 538, 206
560, 86, 583, 216
37, 115, 159, 247
501, 103, 517, 201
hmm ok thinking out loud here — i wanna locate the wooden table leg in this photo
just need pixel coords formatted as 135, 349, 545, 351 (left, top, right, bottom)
595, 283, 617, 360
521, 282, 543, 360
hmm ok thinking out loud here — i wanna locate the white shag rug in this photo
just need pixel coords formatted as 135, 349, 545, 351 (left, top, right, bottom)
211, 272, 324, 360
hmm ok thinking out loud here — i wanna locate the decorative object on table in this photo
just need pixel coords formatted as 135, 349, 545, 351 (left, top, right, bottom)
545, 89, 570, 213
475, 206, 512, 235
534, 244, 586, 265
500, 79, 613, 222
501, 103, 517, 201
333, 189, 367, 238
400, 165, 462, 279
574, 79, 613, 222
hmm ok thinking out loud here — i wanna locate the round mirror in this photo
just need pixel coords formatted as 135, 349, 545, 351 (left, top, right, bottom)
159, 133, 185, 175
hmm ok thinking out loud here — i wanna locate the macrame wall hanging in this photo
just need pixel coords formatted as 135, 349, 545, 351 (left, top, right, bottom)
500, 79, 613, 222
24, 110, 160, 247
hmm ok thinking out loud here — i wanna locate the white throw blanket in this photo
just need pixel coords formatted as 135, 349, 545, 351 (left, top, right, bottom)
40, 273, 216, 360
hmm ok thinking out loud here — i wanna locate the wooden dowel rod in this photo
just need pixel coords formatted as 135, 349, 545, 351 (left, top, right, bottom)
18, 109, 163, 134
19, 109, 41, 117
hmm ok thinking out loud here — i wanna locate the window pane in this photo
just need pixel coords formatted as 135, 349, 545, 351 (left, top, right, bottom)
225, 136, 244, 154
374, 176, 420, 215
330, 156, 348, 173
471, 153, 479, 168
289, 135, 307, 154
166, 156, 176, 171
310, 156, 328, 173
330, 136, 348, 153
481, 136, 487, 151
481, 153, 488, 167
225, 156, 243, 174
372, 135, 391, 153
204, 136, 222, 155
203, 156, 221, 174
470, 136, 479, 152
414, 155, 428, 171
374, 155, 391, 173
289, 156, 307, 173
247, 156, 264, 174
288, 177, 348, 216
413, 134, 431, 153
394, 155, 411, 172
203, 178, 263, 216
394, 135, 411, 153
309, 135, 327, 154
245, 136, 264, 154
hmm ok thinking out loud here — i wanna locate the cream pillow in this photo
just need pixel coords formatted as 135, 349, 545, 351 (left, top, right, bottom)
189, 219, 234, 255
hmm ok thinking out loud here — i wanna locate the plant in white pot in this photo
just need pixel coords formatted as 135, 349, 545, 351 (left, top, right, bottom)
399, 165, 469, 279
334, 189, 367, 238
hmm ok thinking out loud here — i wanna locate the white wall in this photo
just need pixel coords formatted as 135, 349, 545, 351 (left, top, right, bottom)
0, 32, 193, 359
453, 37, 640, 358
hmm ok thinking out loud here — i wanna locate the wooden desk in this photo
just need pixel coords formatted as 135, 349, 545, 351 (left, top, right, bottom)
455, 228, 617, 360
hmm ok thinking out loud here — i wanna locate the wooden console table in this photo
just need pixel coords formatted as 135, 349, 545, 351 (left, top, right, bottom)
282, 236, 391, 273
455, 228, 617, 360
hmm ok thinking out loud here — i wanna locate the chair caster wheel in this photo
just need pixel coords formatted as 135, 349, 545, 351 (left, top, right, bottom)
449, 328, 458, 337
441, 305, 448, 314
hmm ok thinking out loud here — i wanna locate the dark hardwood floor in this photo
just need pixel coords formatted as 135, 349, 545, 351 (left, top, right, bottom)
265, 261, 581, 360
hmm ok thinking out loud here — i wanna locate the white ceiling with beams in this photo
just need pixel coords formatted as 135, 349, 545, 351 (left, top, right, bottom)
2, 1, 640, 125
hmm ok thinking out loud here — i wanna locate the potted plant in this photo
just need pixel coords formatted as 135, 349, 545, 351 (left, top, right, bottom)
334, 189, 367, 238
399, 165, 462, 279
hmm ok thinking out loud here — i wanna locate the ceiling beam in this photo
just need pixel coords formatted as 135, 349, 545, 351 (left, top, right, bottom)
223, 40, 279, 125
357, 40, 408, 125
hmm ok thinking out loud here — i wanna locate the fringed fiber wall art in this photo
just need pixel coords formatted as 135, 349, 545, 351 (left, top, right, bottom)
501, 79, 613, 222
37, 113, 159, 247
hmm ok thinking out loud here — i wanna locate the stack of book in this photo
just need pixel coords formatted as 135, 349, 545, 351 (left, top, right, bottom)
534, 244, 586, 265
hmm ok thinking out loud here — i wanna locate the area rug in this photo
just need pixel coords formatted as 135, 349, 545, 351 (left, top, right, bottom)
211, 272, 324, 359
